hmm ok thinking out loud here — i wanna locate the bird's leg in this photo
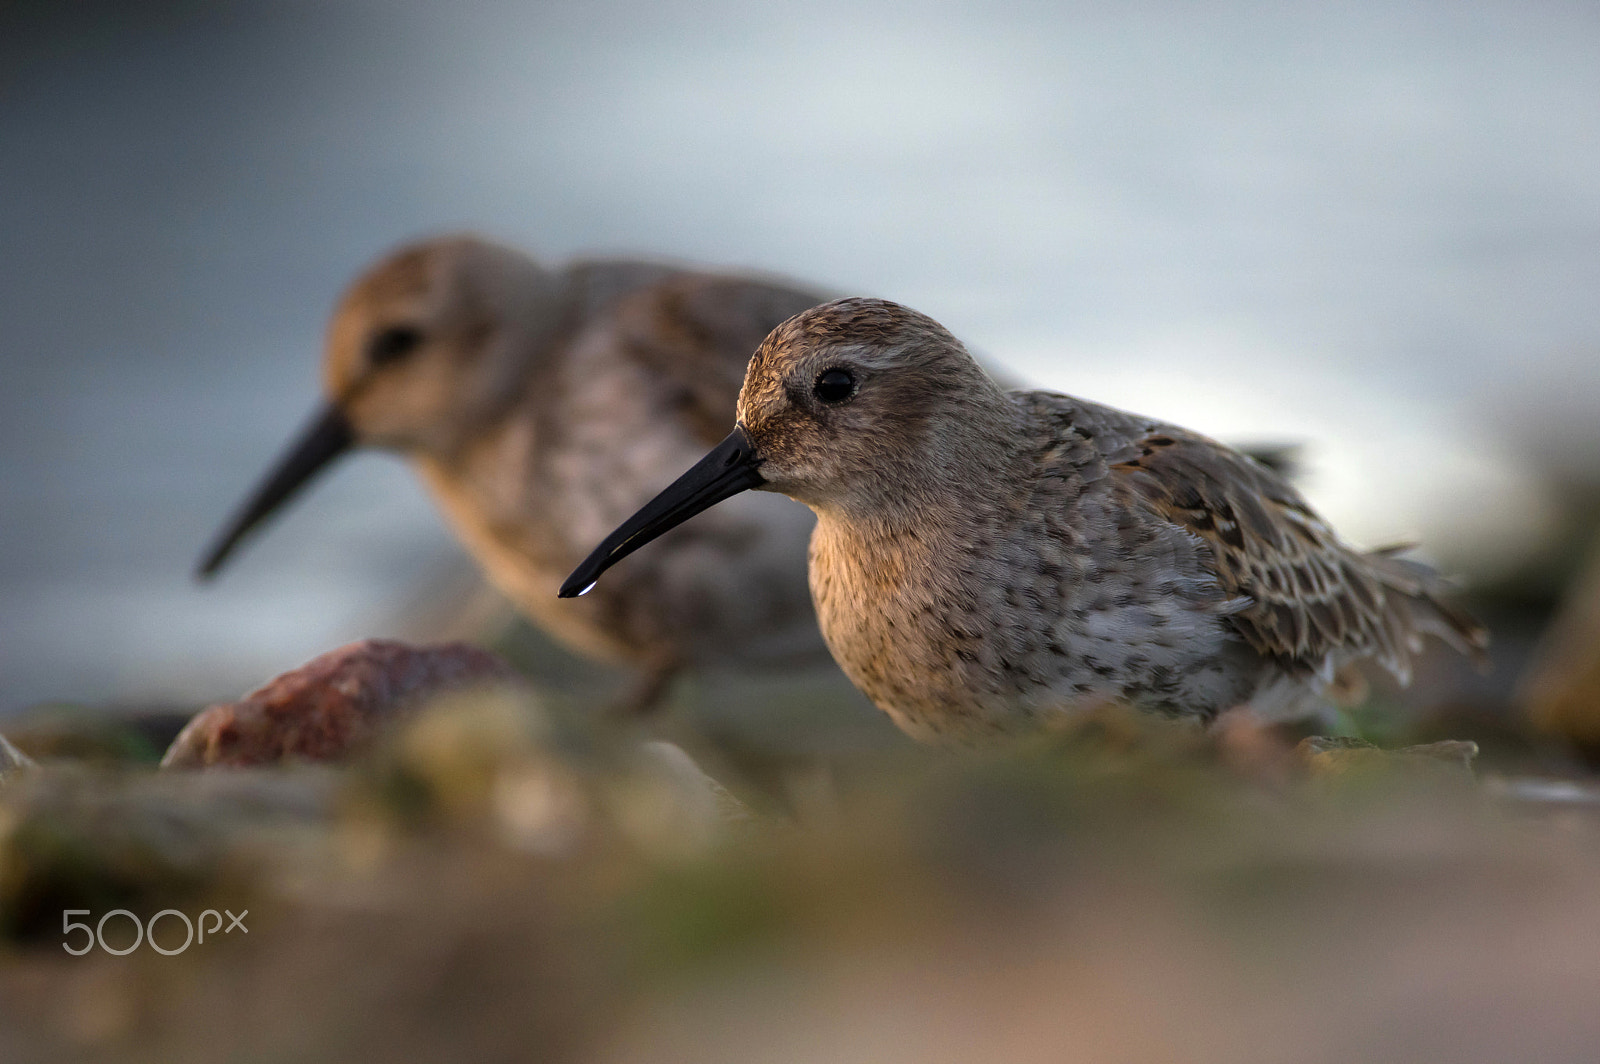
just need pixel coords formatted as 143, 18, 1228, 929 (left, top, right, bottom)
608, 656, 681, 717
1213, 705, 1298, 784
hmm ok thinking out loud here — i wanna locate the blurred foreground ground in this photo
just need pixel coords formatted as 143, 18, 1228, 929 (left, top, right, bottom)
6, 504, 1600, 1061
3, 683, 1600, 1064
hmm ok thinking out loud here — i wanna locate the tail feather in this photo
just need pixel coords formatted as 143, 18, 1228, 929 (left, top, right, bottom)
1362, 547, 1490, 671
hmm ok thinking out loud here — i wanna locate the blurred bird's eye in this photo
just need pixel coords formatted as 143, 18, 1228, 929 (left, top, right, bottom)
367, 325, 424, 367
813, 368, 855, 404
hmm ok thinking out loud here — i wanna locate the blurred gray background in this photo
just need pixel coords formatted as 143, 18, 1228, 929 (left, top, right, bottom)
3, 0, 1598, 716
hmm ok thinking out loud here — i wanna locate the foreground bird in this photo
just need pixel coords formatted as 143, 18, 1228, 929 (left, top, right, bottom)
562, 298, 1487, 743
198, 236, 831, 712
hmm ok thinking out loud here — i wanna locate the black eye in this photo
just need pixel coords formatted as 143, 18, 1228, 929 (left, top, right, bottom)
813, 368, 855, 404
367, 325, 423, 367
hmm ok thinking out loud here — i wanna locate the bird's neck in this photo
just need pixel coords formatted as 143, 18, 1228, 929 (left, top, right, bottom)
807, 450, 1021, 738
819, 396, 1028, 531
809, 404, 1030, 601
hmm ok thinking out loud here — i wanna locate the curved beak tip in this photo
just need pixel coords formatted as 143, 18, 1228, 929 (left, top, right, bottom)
557, 578, 597, 600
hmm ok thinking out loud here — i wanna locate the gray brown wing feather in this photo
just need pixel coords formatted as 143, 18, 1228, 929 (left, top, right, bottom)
1106, 425, 1486, 681
1016, 391, 1488, 683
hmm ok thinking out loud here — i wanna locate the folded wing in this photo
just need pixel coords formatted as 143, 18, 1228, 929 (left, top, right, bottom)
1110, 429, 1487, 684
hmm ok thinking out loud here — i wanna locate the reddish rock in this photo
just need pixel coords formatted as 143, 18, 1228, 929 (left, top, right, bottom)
161, 639, 520, 769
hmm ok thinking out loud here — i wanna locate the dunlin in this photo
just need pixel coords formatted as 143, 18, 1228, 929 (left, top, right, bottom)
561, 298, 1487, 742
199, 236, 830, 712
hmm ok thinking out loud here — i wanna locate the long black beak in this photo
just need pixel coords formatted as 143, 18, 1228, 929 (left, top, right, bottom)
195, 402, 355, 578
558, 426, 764, 598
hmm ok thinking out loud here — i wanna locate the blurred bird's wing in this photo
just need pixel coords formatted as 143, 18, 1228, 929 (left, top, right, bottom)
1106, 427, 1486, 681
607, 275, 826, 447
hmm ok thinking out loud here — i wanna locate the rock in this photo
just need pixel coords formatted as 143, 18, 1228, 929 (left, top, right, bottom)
349, 685, 750, 858
161, 639, 520, 769
3, 703, 189, 765
0, 763, 338, 945
1296, 736, 1479, 780
0, 733, 36, 784
605, 741, 753, 858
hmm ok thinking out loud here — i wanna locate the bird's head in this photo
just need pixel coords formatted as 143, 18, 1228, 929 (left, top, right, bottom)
559, 297, 1010, 597
323, 235, 561, 456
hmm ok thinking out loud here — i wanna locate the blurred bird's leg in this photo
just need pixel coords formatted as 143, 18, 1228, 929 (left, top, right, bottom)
1213, 706, 1299, 785
608, 657, 682, 717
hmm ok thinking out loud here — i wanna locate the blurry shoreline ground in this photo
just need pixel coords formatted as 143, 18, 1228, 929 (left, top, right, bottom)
6, 458, 1600, 1064
5, 680, 1600, 1063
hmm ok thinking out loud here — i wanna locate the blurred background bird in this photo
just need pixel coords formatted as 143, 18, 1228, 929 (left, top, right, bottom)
198, 235, 835, 716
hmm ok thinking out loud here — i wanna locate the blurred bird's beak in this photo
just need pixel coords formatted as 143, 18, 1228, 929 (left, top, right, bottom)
195, 403, 355, 578
559, 426, 763, 598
